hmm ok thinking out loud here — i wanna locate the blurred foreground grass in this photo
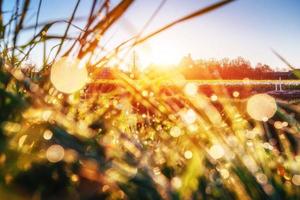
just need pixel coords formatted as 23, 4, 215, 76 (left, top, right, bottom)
1, 63, 300, 199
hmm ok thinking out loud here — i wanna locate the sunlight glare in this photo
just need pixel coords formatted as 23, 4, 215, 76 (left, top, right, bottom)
50, 57, 88, 94
137, 40, 182, 68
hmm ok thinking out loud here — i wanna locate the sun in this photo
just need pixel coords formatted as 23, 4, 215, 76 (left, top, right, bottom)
136, 39, 182, 69
149, 41, 182, 66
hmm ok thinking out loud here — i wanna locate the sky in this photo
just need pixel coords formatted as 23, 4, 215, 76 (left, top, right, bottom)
3, 0, 300, 70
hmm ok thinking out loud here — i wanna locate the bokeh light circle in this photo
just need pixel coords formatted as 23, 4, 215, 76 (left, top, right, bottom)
170, 126, 182, 137
184, 83, 198, 96
208, 144, 224, 160
46, 144, 65, 163
247, 93, 277, 121
50, 57, 88, 94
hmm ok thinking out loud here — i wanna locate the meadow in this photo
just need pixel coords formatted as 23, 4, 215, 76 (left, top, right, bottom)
1, 0, 300, 199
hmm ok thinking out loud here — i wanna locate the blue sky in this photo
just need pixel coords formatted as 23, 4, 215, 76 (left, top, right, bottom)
3, 0, 300, 70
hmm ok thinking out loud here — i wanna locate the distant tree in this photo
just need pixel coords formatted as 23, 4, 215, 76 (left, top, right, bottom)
178, 57, 279, 80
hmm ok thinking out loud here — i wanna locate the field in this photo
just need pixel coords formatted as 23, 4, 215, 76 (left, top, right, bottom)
3, 64, 300, 199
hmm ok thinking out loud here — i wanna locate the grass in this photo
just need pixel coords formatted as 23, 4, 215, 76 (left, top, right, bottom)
1, 0, 300, 199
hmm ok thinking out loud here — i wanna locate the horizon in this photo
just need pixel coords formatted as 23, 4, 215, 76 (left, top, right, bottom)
133, 54, 295, 72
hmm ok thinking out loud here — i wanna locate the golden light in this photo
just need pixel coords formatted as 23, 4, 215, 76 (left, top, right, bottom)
282, 121, 288, 127
64, 149, 78, 163
102, 185, 110, 192
18, 135, 27, 148
171, 177, 182, 189
50, 57, 88, 94
247, 94, 277, 121
187, 124, 198, 133
136, 40, 182, 68
208, 144, 224, 160
3, 122, 21, 133
256, 172, 268, 185
43, 130, 53, 140
184, 83, 198, 96
184, 150, 193, 159
232, 91, 240, 98
71, 174, 79, 182
170, 126, 182, 137
210, 94, 218, 102
292, 174, 300, 186
150, 47, 181, 66
274, 121, 282, 129
142, 90, 148, 97
46, 144, 64, 163
42, 110, 52, 121
220, 169, 230, 179
181, 109, 197, 124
